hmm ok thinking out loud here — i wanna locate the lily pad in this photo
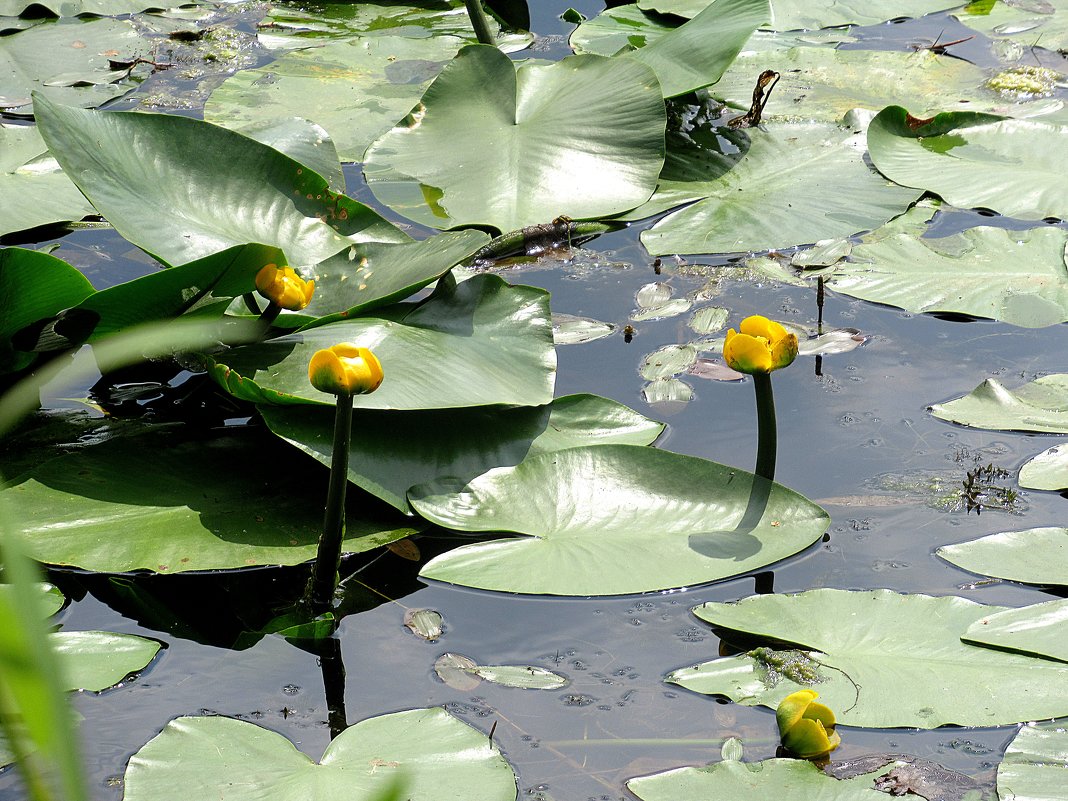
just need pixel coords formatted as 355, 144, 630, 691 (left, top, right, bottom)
52, 631, 160, 692
638, 0, 961, 30
0, 0, 172, 15
210, 274, 556, 410
1, 430, 416, 573
1019, 442, 1068, 490
363, 44, 666, 232
261, 393, 663, 513
937, 527, 1068, 586
0, 18, 147, 115
551, 314, 616, 344
962, 598, 1068, 663
930, 374, 1068, 433
123, 708, 518, 801
205, 35, 467, 163
867, 106, 1068, 221
668, 589, 1068, 727
639, 119, 921, 256
414, 444, 830, 596
998, 723, 1068, 801
434, 653, 568, 690
825, 213, 1068, 328
0, 124, 95, 237
954, 1, 1068, 54
33, 92, 406, 268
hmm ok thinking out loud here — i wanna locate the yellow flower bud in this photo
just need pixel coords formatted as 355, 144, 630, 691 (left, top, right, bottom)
723, 315, 798, 374
255, 263, 315, 311
308, 343, 383, 396
776, 689, 841, 759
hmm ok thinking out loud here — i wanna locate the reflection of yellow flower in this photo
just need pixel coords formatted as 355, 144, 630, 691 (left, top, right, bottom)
776, 689, 841, 759
723, 315, 797, 374
255, 264, 315, 311
308, 343, 383, 396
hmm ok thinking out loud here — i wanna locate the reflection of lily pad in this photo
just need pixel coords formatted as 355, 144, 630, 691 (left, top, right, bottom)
937, 527, 1068, 587
669, 589, 1068, 727
124, 708, 518, 801
415, 444, 830, 596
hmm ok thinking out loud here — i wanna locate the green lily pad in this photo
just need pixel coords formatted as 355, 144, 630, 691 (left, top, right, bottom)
232, 117, 346, 194
414, 444, 830, 596
1, 430, 416, 573
668, 589, 1068, 727
209, 274, 556, 410
823, 205, 1068, 327
363, 44, 666, 232
954, 1, 1068, 54
867, 106, 1068, 221
0, 0, 173, 15
261, 394, 663, 513
33, 92, 406, 268
434, 653, 568, 690
638, 0, 960, 30
205, 35, 467, 163
551, 314, 616, 344
711, 42, 996, 124
930, 374, 1068, 433
0, 124, 95, 236
52, 630, 160, 691
937, 527, 1068, 586
0, 247, 94, 373
629, 755, 883, 801
962, 598, 1068, 664
639, 119, 921, 256
1019, 442, 1068, 490
0, 18, 147, 115
998, 723, 1068, 801
123, 708, 518, 801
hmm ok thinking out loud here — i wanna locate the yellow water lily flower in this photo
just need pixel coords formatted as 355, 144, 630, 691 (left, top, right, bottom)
723, 315, 798, 374
776, 689, 841, 759
308, 343, 383, 396
255, 263, 315, 311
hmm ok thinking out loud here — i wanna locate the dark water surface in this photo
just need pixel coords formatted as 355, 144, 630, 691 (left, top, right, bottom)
5, 2, 1068, 800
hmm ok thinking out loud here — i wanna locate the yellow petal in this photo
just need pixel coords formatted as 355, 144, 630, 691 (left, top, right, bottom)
739, 315, 779, 341
776, 689, 820, 734
308, 349, 347, 395
781, 718, 839, 758
723, 332, 773, 374
771, 331, 798, 370
803, 700, 836, 728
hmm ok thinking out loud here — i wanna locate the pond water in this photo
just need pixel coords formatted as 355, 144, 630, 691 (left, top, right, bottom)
3, 2, 1068, 800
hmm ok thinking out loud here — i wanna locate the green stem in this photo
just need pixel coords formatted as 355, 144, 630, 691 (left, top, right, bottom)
463, 0, 497, 45
307, 393, 353, 613
753, 372, 777, 482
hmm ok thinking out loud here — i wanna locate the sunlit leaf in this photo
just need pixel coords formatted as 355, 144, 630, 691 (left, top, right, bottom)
962, 598, 1068, 664
551, 314, 616, 344
867, 106, 1068, 221
51, 631, 160, 692
123, 708, 518, 801
954, 2, 1068, 53
669, 589, 1068, 726
415, 444, 830, 595
1019, 442, 1068, 490
998, 723, 1068, 801
637, 0, 960, 30
930, 374, 1068, 433
363, 44, 666, 232
263, 393, 661, 513
937, 527, 1068, 586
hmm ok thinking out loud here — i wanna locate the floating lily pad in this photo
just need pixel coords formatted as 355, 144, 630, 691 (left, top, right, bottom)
930, 374, 1068, 433
262, 393, 662, 513
688, 306, 729, 335
638, 0, 960, 30
0, 124, 95, 237
962, 598, 1068, 664
403, 609, 443, 642
643, 376, 696, 405
954, 2, 1068, 54
867, 106, 1068, 221
998, 723, 1068, 801
639, 118, 921, 256
640, 344, 697, 379
0, 18, 147, 115
414, 444, 830, 596
205, 35, 467, 163
1019, 442, 1068, 490
669, 589, 1068, 727
363, 44, 666, 232
633, 282, 692, 321
210, 274, 556, 410
1, 430, 416, 573
434, 653, 568, 690
123, 708, 518, 801
551, 314, 615, 344
52, 630, 160, 691
0, 0, 172, 15
232, 116, 346, 194
33, 92, 406, 268
938, 527, 1068, 586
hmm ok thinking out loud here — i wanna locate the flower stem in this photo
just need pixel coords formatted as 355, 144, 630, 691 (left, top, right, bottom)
464, 0, 497, 45
753, 372, 777, 482
307, 393, 353, 613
